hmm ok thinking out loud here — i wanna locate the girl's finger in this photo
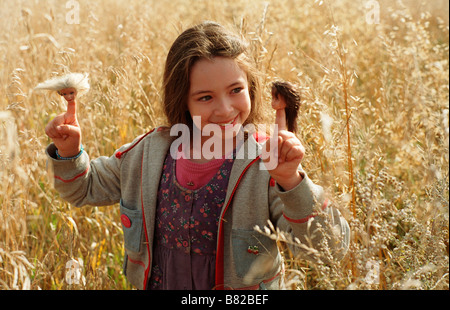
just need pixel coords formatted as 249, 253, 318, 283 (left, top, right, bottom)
46, 128, 59, 139
277, 136, 289, 163
275, 108, 287, 132
277, 135, 290, 163
66, 99, 77, 119
278, 136, 303, 163
45, 122, 62, 139
284, 144, 304, 163
56, 124, 81, 138
261, 135, 280, 170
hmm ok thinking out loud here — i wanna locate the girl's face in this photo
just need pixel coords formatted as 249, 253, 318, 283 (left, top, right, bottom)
187, 57, 251, 140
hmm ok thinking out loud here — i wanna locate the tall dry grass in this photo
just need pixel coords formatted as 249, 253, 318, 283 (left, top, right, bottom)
0, 0, 448, 290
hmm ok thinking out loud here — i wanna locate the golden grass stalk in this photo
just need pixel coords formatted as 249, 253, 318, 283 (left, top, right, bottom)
0, 0, 448, 290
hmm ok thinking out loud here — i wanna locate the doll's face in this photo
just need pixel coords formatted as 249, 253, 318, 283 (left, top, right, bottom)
58, 87, 77, 103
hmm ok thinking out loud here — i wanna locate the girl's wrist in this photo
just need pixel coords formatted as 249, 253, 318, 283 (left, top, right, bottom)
274, 172, 303, 192
56, 145, 84, 160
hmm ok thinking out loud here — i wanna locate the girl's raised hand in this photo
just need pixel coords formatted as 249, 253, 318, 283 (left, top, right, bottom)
45, 87, 82, 158
263, 86, 305, 191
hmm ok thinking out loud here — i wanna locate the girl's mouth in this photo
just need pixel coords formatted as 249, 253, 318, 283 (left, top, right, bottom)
215, 115, 238, 129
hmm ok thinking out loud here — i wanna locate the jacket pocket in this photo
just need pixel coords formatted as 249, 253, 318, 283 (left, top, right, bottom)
120, 200, 143, 253
231, 229, 280, 281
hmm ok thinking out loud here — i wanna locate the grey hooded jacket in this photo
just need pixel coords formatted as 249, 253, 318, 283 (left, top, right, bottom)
46, 127, 350, 289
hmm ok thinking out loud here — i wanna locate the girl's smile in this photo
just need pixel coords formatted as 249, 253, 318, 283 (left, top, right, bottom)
214, 114, 239, 129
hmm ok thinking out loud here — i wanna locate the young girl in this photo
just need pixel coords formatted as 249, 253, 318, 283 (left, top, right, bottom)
44, 21, 350, 290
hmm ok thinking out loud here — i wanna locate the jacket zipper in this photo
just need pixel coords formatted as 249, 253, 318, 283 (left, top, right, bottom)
140, 149, 263, 289
214, 155, 262, 289
141, 151, 152, 290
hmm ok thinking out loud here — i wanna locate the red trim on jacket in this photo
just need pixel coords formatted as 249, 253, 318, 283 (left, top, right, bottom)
54, 167, 89, 183
282, 199, 329, 223
140, 151, 152, 290
128, 256, 145, 268
252, 131, 269, 143
214, 156, 262, 290
115, 128, 156, 159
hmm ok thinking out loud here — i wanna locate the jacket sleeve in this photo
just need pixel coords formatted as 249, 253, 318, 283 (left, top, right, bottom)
45, 143, 128, 207
269, 171, 350, 263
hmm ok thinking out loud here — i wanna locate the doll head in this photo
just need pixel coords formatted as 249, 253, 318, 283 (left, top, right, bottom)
58, 87, 77, 104
162, 21, 262, 129
35, 73, 90, 102
271, 81, 301, 133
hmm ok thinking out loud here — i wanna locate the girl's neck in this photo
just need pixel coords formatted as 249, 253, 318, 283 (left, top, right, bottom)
186, 136, 237, 163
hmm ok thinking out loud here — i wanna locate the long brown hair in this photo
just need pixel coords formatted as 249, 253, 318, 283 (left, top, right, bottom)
163, 21, 263, 129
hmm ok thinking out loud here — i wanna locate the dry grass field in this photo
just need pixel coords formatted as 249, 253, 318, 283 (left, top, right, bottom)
0, 0, 448, 290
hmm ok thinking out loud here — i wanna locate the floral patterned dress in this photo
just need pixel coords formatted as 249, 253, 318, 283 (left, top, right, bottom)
149, 151, 234, 290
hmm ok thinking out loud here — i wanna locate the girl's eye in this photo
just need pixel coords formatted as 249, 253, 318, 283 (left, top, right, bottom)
199, 95, 212, 102
232, 87, 243, 94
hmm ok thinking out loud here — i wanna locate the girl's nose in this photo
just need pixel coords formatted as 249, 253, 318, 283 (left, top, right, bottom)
215, 96, 233, 116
